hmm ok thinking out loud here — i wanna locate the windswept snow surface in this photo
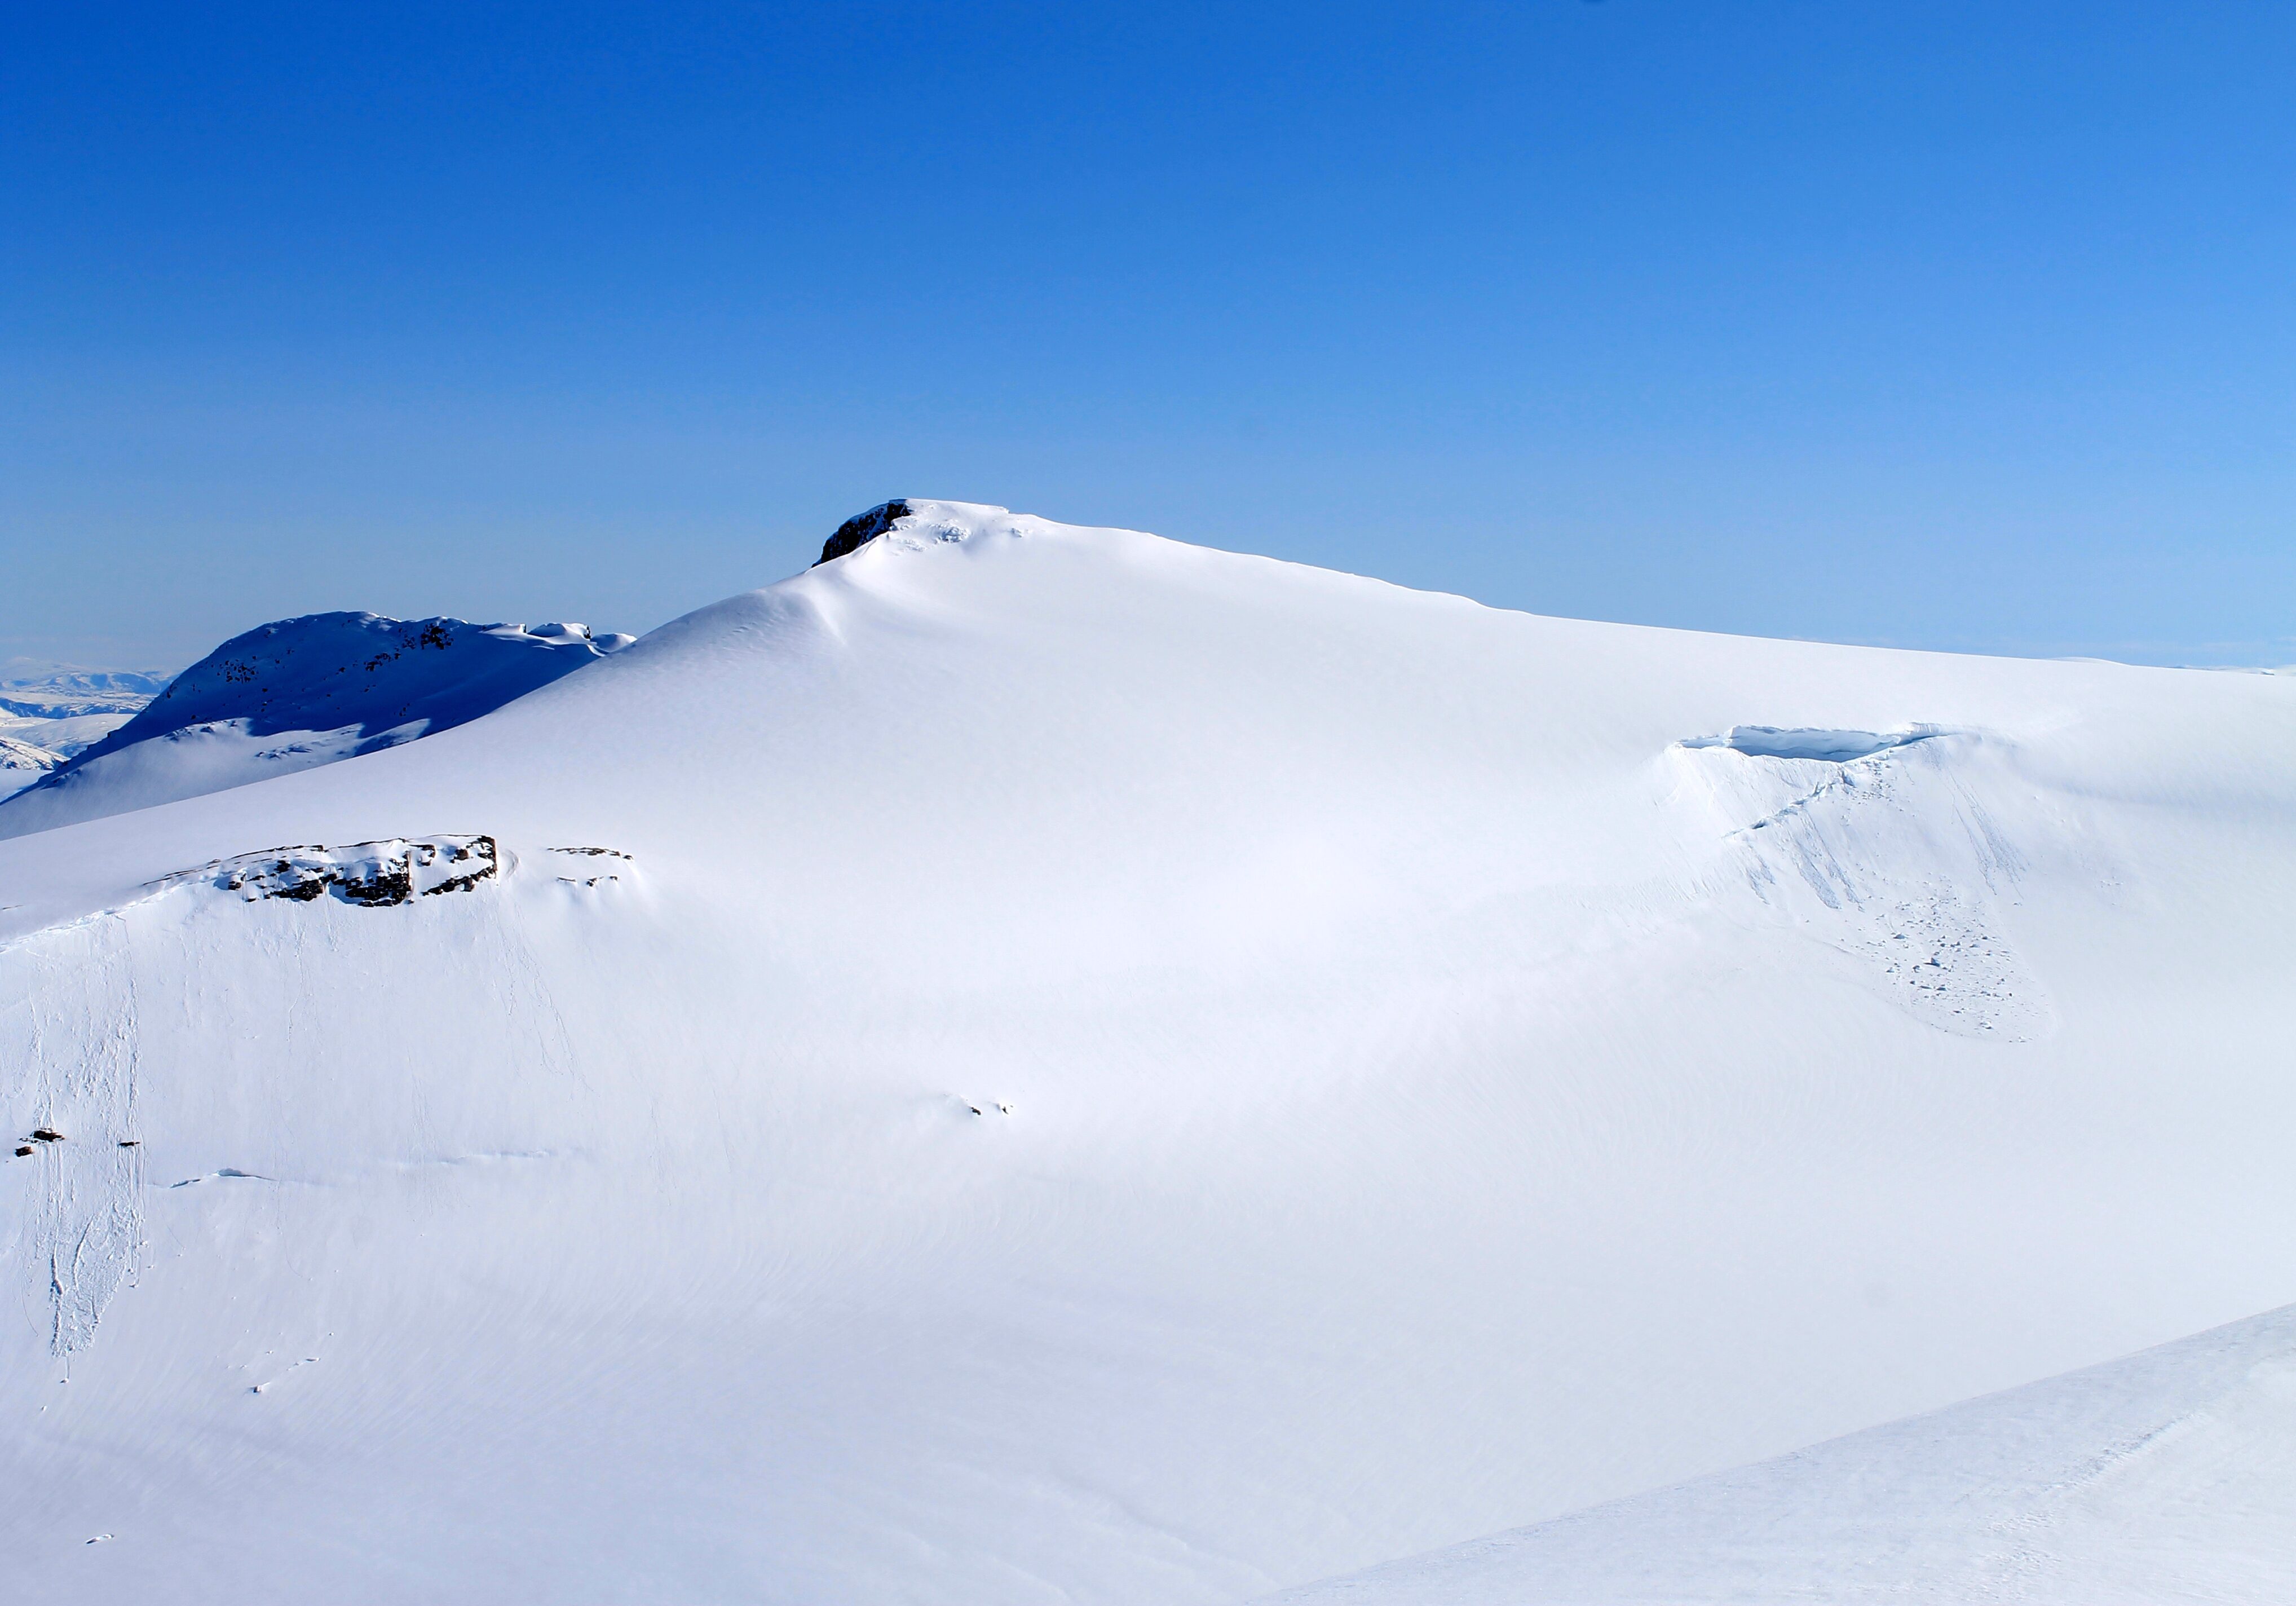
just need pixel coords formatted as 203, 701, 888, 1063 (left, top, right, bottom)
3, 501, 2294, 1602
1265, 1304, 2296, 1605
0, 614, 630, 839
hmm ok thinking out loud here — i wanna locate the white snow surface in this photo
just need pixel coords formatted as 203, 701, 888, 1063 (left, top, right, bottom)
1265, 1303, 2296, 1604
2, 500, 2293, 1602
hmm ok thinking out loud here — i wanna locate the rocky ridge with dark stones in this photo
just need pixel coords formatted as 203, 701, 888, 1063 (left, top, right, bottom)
816, 501, 912, 565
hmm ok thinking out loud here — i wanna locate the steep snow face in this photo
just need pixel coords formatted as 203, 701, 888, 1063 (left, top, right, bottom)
1265, 1304, 2296, 1605
2, 500, 2294, 1603
0, 614, 630, 839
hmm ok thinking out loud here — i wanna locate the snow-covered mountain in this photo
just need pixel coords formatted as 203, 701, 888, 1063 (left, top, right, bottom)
3, 501, 2292, 1603
0, 613, 631, 840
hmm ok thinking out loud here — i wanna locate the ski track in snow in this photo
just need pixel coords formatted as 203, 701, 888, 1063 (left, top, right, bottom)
5, 915, 145, 1355
3, 833, 602, 1353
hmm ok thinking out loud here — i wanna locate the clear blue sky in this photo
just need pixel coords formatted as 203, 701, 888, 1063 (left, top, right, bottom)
4, 2, 2290, 671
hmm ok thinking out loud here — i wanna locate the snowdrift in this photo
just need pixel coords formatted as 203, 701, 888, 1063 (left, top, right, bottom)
0, 612, 630, 839
1266, 1303, 2296, 1604
3, 501, 2293, 1603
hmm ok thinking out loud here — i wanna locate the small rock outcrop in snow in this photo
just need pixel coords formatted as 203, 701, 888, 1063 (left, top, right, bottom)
164, 836, 500, 907
816, 499, 913, 564
0, 614, 630, 839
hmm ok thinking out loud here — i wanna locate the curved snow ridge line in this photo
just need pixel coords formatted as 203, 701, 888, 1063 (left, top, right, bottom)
1672, 727, 1979, 843
0, 891, 172, 959
1260, 1303, 2296, 1604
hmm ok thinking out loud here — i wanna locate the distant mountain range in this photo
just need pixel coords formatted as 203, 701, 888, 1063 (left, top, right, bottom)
0, 667, 176, 782
0, 666, 174, 720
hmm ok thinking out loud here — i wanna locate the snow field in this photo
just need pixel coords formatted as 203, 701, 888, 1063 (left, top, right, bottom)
2, 502, 2293, 1601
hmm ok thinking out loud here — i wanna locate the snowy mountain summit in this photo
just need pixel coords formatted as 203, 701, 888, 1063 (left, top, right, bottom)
2, 501, 2294, 1603
816, 495, 1036, 564
0, 611, 629, 839
817, 497, 915, 562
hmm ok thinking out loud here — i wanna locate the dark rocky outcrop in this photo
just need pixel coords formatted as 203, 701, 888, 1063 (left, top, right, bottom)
816, 501, 911, 566
195, 835, 500, 907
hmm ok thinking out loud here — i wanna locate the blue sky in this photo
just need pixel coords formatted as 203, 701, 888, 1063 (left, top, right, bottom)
4, 2, 2290, 670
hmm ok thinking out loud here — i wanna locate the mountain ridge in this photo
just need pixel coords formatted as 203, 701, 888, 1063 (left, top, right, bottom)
0, 610, 630, 840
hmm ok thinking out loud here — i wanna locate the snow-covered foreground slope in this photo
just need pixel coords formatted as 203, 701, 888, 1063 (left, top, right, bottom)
1267, 1303, 2296, 1605
3, 502, 2293, 1603
0, 613, 629, 839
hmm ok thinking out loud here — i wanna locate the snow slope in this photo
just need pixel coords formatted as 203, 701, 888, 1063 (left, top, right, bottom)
2, 501, 2293, 1602
0, 614, 630, 839
1265, 1303, 2296, 1604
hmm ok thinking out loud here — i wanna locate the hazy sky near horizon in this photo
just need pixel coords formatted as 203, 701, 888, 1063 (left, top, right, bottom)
4, 2, 2291, 672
